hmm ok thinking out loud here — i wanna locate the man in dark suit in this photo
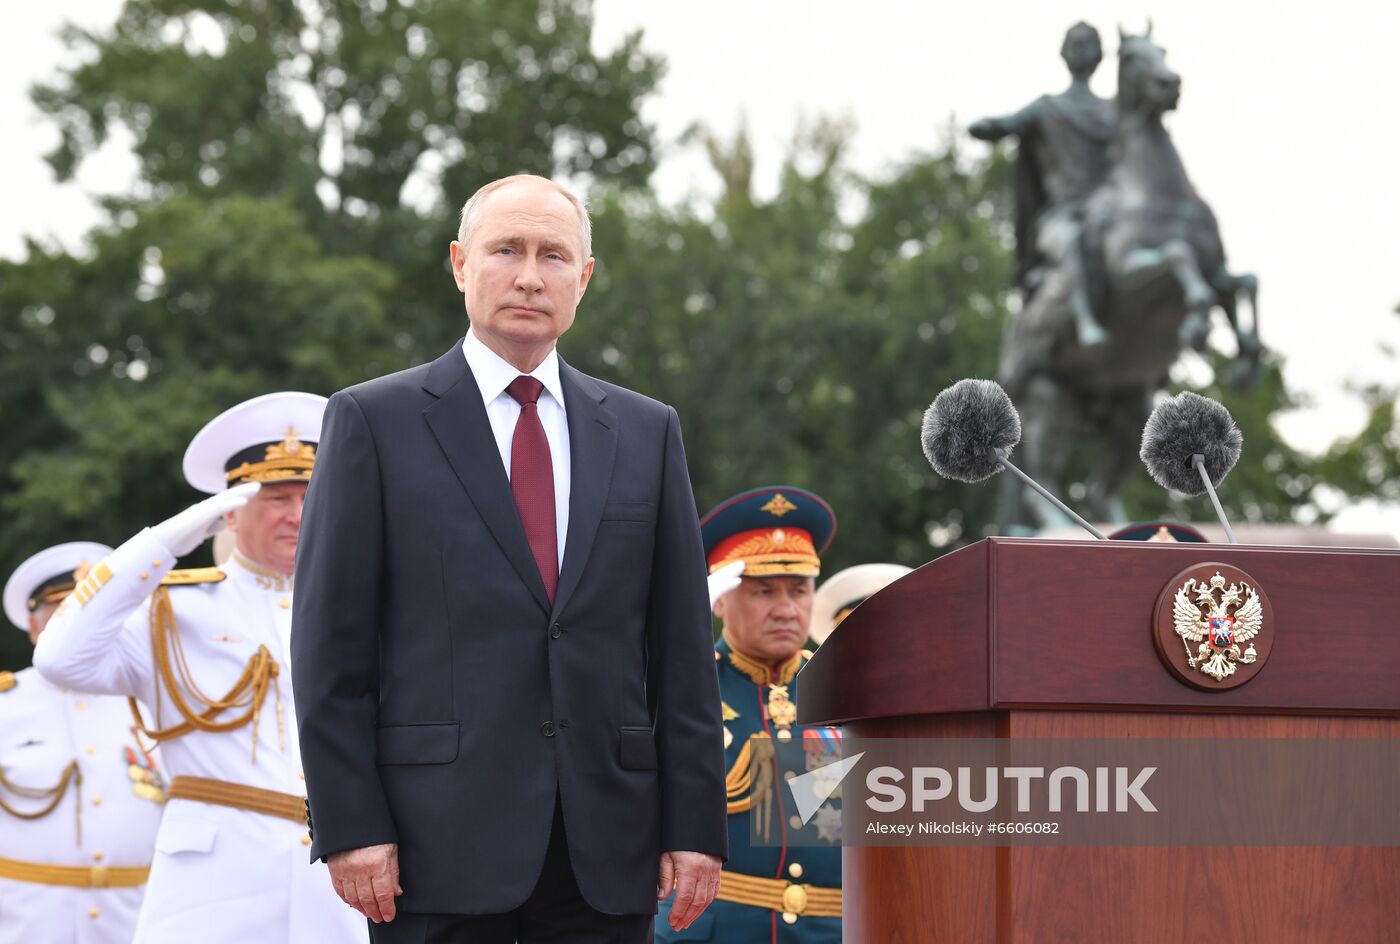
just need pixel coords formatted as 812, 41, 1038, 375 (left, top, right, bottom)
291, 175, 727, 942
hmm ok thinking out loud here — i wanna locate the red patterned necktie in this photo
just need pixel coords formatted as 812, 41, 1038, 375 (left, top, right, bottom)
506, 375, 558, 603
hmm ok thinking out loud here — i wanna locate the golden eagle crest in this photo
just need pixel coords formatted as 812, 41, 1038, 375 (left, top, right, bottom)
1172, 571, 1263, 681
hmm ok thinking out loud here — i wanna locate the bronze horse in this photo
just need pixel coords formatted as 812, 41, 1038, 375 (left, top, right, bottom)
998, 27, 1263, 532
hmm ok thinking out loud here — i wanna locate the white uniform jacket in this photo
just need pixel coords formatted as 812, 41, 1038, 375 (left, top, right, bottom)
0, 668, 163, 943
33, 528, 366, 944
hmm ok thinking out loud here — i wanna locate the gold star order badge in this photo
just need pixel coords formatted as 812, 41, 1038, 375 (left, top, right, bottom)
767, 685, 798, 728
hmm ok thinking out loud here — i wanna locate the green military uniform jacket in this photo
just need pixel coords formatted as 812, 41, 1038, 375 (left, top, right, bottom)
657, 636, 841, 943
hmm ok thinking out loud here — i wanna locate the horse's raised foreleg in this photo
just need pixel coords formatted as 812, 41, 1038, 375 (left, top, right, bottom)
1119, 239, 1216, 349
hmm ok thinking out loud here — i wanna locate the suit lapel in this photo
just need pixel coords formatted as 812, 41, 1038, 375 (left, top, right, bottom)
553, 360, 617, 617
422, 343, 552, 614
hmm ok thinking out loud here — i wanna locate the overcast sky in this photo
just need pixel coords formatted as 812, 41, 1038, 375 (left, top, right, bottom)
4, 1, 1398, 532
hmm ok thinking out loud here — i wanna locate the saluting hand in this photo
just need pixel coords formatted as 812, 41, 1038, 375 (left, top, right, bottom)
151, 481, 261, 557
706, 560, 746, 608
657, 850, 722, 931
329, 842, 403, 924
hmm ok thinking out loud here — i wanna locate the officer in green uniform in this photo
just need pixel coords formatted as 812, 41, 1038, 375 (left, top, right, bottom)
657, 486, 841, 943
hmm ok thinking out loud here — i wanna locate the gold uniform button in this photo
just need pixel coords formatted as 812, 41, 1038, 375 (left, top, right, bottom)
782, 912, 798, 925
789, 815, 803, 830
89, 907, 100, 919
85, 745, 96, 755
301, 833, 312, 846
75, 700, 87, 710
783, 770, 797, 782
776, 728, 793, 742
788, 862, 804, 879
298, 771, 306, 780
279, 598, 292, 609
91, 795, 103, 806
152, 560, 162, 567
93, 852, 105, 863
139, 571, 149, 580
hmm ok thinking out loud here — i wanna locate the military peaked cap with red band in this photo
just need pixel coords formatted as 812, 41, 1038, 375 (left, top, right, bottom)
700, 486, 836, 578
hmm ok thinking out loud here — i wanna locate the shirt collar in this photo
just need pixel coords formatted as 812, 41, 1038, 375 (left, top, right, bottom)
462, 328, 566, 413
228, 551, 293, 593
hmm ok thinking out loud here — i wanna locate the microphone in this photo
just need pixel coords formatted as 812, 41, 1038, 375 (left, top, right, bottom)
1139, 391, 1244, 543
921, 379, 1106, 540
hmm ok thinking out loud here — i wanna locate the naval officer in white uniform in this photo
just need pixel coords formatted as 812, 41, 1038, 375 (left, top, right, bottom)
34, 392, 366, 944
2, 541, 165, 944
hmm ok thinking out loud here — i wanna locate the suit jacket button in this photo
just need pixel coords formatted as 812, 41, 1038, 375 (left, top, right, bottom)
541, 721, 556, 737
550, 622, 562, 639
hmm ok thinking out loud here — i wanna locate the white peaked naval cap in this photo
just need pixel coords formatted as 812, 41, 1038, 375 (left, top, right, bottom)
4, 541, 115, 631
182, 391, 329, 494
809, 562, 914, 646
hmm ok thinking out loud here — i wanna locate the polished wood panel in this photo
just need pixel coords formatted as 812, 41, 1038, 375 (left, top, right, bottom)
800, 540, 1400, 942
841, 712, 1400, 943
799, 538, 1400, 725
800, 540, 991, 725
991, 539, 1400, 714
842, 714, 1000, 944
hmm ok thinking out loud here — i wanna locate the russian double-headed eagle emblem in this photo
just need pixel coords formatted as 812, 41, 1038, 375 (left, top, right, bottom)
1172, 571, 1263, 681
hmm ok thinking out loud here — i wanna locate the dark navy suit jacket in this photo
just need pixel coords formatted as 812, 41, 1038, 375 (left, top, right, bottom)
291, 340, 727, 916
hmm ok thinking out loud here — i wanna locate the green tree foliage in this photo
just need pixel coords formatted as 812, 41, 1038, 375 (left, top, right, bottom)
2, 0, 662, 667
4, 2, 1393, 671
572, 124, 1014, 568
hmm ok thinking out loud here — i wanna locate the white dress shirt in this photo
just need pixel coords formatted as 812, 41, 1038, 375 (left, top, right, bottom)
462, 329, 571, 569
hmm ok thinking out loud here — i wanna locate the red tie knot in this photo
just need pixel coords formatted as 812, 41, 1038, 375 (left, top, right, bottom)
507, 375, 546, 407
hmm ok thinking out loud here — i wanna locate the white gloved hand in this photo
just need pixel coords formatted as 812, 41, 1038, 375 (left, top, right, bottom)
706, 560, 746, 608
150, 482, 261, 558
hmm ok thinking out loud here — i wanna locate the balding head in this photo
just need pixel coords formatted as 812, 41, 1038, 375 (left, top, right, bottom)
457, 175, 592, 259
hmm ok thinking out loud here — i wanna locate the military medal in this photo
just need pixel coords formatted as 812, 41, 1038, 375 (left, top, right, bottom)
767, 684, 797, 729
125, 745, 167, 803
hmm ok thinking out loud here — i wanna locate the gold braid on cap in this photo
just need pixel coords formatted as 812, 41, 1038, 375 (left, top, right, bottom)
224, 431, 316, 486
25, 561, 92, 611
708, 528, 820, 577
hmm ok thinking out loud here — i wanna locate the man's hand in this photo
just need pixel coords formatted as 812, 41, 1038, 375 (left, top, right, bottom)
706, 560, 746, 608
328, 843, 402, 924
151, 482, 260, 557
657, 850, 722, 931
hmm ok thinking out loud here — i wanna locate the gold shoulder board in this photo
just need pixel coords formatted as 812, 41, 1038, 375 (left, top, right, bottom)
161, 568, 227, 586
0, 670, 16, 693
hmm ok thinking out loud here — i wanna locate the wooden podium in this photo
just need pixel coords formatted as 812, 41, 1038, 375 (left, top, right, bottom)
797, 537, 1400, 943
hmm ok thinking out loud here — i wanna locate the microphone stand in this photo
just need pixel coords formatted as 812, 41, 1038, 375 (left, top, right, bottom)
995, 448, 1107, 540
1192, 454, 1238, 544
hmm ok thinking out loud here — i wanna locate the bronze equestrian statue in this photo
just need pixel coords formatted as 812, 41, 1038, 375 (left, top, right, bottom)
971, 24, 1264, 532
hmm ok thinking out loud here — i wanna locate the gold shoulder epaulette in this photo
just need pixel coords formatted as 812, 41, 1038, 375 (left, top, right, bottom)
0, 670, 16, 693
161, 568, 227, 586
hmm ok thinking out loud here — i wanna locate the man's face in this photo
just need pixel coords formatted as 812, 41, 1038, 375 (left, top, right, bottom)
26, 601, 60, 646
714, 575, 815, 665
224, 481, 307, 576
449, 180, 594, 354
